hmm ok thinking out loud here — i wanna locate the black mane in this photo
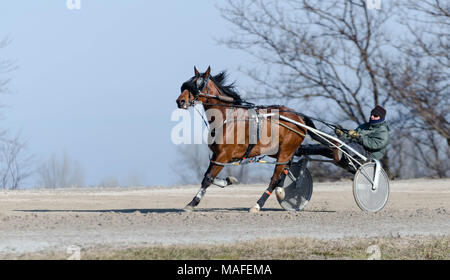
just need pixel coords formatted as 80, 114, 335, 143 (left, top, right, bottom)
180, 70, 245, 105
210, 71, 243, 105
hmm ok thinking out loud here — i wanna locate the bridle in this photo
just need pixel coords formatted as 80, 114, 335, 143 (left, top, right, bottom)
189, 76, 209, 104
186, 77, 235, 107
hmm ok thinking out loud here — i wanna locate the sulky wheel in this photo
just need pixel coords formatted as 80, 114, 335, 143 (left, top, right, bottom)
276, 163, 313, 211
353, 162, 390, 212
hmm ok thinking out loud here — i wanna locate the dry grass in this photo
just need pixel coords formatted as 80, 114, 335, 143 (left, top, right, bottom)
5, 236, 448, 260
77, 236, 449, 260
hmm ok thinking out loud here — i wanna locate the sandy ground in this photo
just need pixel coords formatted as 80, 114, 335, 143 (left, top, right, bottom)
0, 178, 449, 258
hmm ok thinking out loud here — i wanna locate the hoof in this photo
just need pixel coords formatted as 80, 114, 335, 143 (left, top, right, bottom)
249, 204, 260, 213
183, 205, 194, 212
226, 176, 238, 185
275, 187, 285, 200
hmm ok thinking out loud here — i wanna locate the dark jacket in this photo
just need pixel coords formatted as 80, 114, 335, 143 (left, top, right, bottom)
341, 121, 390, 160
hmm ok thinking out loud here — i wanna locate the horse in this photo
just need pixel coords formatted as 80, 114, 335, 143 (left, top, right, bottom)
175, 66, 314, 213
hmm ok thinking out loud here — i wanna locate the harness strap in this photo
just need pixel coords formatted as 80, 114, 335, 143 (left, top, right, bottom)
241, 109, 262, 161
210, 158, 290, 167
198, 93, 234, 103
276, 121, 306, 137
242, 144, 255, 160
194, 105, 210, 129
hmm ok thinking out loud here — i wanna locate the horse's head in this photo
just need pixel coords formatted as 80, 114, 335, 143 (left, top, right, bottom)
176, 66, 212, 109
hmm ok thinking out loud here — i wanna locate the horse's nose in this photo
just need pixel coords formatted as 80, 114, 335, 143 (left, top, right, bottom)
177, 99, 185, 108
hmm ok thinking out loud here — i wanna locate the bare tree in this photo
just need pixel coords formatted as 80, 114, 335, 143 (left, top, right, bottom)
387, 127, 449, 178
219, 0, 397, 124
37, 152, 85, 188
124, 170, 144, 187
382, 0, 449, 145
402, 0, 449, 67
0, 36, 16, 96
0, 36, 15, 134
171, 144, 209, 184
0, 37, 35, 189
218, 0, 449, 178
218, 0, 399, 175
98, 176, 120, 188
376, 0, 449, 177
0, 133, 34, 189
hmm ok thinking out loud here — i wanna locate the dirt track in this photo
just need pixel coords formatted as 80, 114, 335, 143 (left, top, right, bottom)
0, 178, 449, 259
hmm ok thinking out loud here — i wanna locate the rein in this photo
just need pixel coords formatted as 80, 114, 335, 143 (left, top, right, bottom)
188, 76, 342, 132
193, 90, 344, 139
198, 93, 235, 103
197, 97, 344, 133
187, 79, 351, 167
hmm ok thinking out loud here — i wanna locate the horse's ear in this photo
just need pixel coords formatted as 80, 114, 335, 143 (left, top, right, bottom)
204, 66, 211, 79
194, 66, 200, 77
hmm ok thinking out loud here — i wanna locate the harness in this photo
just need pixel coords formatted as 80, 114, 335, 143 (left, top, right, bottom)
187, 78, 295, 166
186, 77, 348, 167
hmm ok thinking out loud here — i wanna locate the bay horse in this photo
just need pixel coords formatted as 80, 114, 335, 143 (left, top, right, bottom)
176, 66, 314, 212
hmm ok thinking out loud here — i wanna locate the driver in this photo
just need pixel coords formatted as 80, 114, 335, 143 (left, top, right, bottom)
295, 105, 390, 173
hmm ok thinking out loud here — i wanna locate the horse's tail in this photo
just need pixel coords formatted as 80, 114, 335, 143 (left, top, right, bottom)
301, 115, 329, 146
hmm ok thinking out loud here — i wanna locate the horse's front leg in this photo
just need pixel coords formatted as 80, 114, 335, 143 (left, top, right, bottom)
183, 155, 234, 212
183, 165, 216, 212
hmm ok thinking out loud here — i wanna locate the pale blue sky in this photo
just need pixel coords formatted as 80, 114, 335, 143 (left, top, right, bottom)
1, 1, 253, 186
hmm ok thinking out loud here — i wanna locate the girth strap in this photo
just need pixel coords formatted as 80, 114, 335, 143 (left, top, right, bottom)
242, 144, 255, 161
241, 109, 262, 161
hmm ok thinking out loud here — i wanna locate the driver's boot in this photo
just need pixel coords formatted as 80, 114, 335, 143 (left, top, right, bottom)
329, 140, 343, 163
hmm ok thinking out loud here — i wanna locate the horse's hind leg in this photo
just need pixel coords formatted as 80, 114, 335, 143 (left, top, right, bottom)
183, 162, 226, 212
